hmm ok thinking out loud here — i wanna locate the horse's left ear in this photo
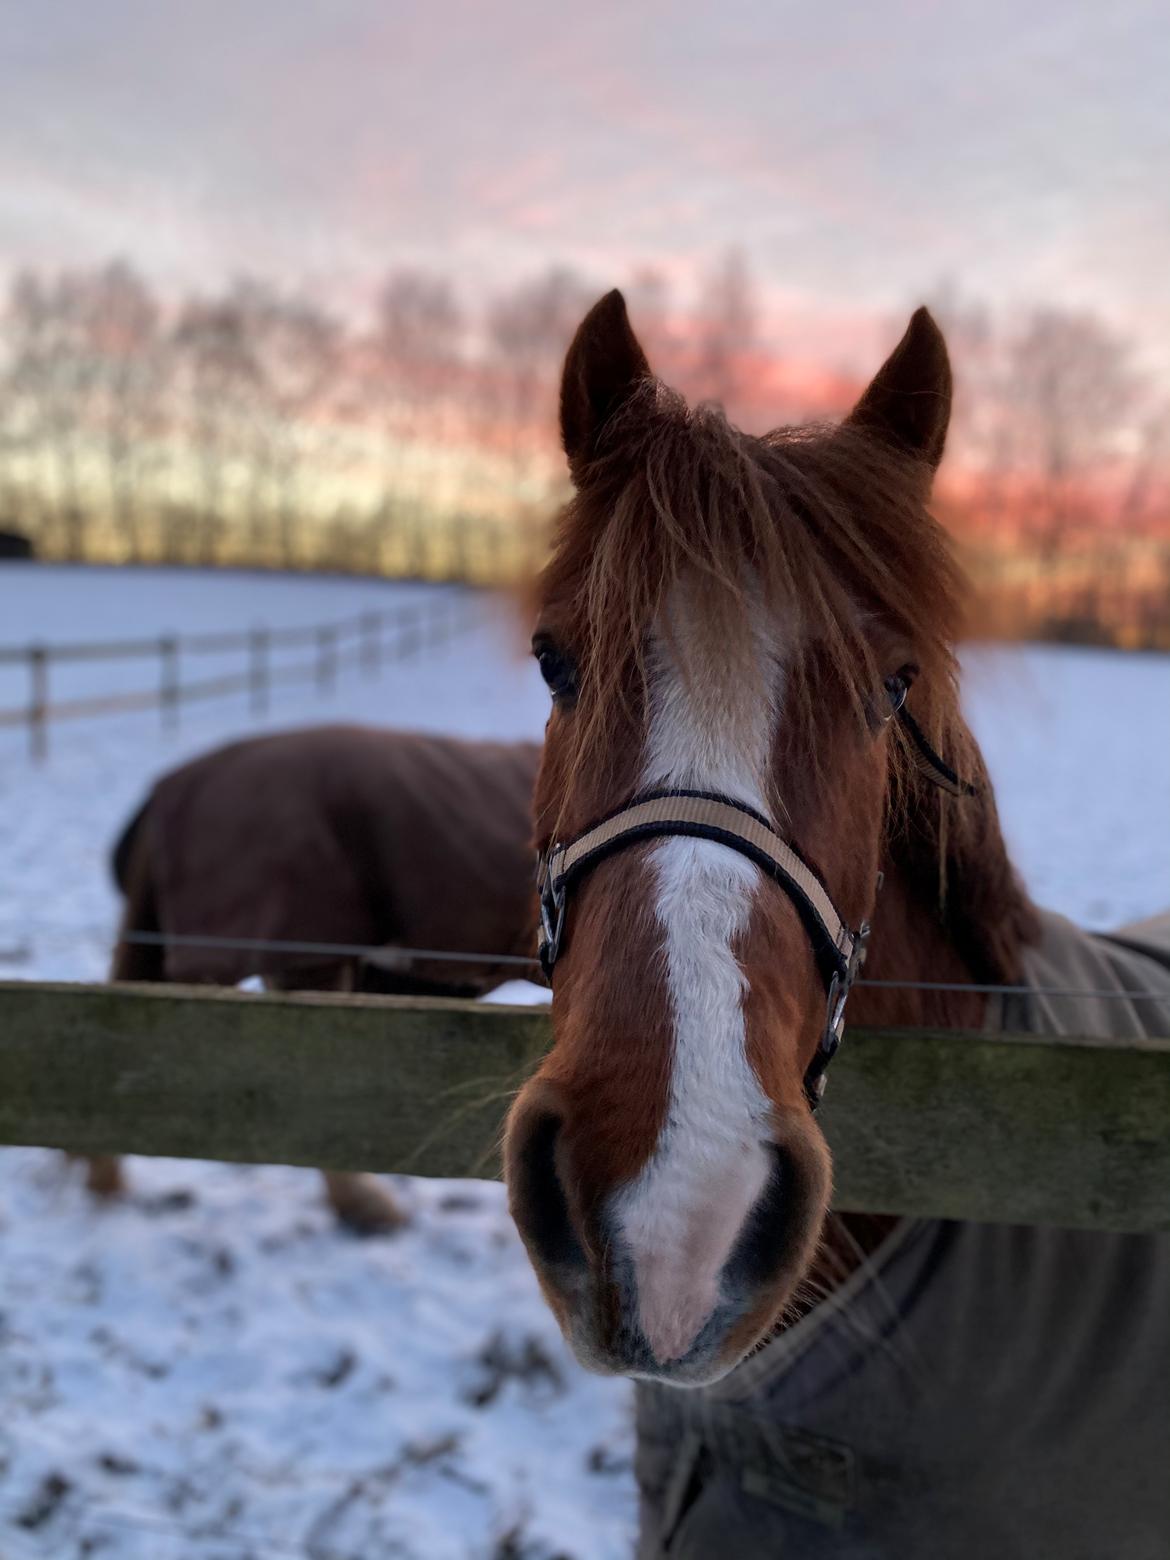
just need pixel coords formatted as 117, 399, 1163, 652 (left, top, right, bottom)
560, 290, 651, 480
845, 307, 952, 471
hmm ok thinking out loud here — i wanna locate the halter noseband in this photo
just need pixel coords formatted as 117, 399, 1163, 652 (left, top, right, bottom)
535, 706, 971, 1113
537, 788, 869, 1112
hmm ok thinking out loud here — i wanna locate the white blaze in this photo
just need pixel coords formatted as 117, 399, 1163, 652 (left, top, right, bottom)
609, 591, 783, 1365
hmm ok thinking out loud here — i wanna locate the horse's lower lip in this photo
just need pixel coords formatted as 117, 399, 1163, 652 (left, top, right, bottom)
562, 1275, 771, 1386
569, 1327, 745, 1387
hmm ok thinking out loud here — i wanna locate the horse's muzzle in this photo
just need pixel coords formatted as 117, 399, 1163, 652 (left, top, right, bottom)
505, 1087, 832, 1386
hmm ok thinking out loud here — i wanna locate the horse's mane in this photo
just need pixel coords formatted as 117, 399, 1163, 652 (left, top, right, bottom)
543, 380, 1039, 981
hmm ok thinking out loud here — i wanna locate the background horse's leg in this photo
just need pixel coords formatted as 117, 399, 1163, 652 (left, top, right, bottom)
81, 1153, 127, 1196
269, 961, 408, 1236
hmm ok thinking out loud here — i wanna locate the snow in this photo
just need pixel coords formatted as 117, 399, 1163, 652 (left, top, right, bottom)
1, 564, 1168, 1557
961, 641, 1170, 928
0, 1160, 635, 1560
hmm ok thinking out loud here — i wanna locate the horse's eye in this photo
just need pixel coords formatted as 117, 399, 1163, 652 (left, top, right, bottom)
883, 663, 918, 715
534, 641, 577, 704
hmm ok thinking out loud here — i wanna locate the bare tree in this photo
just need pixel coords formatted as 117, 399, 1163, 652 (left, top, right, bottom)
376, 270, 463, 404
486, 267, 591, 490
4, 270, 102, 557
231, 280, 341, 567
84, 260, 164, 561
625, 266, 679, 381
692, 248, 758, 414
172, 292, 263, 564
372, 269, 464, 568
1003, 307, 1145, 551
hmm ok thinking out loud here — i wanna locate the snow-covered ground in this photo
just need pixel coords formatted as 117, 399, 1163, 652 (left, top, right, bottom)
1, 564, 1168, 1558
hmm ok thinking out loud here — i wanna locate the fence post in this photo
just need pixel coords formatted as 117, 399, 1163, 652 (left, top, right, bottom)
28, 645, 47, 763
360, 611, 380, 677
409, 514, 428, 581
159, 636, 179, 733
450, 515, 470, 583
249, 628, 269, 718
316, 625, 337, 694
396, 604, 418, 659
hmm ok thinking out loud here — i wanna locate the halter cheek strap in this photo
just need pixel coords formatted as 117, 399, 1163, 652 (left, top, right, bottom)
536, 787, 870, 1112
898, 707, 979, 798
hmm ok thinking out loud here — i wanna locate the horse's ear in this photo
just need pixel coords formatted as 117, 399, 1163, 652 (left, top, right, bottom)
560, 290, 651, 478
845, 307, 952, 471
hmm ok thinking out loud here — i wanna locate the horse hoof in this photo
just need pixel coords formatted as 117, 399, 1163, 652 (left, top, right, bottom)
83, 1155, 127, 1198
323, 1172, 408, 1237
337, 1195, 408, 1237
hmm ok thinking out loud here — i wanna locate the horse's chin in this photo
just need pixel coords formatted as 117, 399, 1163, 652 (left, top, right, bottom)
555, 1277, 813, 1388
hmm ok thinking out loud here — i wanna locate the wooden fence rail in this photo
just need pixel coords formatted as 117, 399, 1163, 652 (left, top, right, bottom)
1, 981, 1168, 1232
0, 590, 480, 760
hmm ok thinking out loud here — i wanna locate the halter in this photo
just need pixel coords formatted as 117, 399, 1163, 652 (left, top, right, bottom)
536, 705, 971, 1112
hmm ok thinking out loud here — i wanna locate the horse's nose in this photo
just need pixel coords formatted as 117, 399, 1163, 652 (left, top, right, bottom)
506, 1085, 830, 1384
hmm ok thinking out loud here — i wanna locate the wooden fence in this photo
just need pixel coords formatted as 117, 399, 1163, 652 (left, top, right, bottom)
1, 980, 1167, 1232
0, 589, 480, 760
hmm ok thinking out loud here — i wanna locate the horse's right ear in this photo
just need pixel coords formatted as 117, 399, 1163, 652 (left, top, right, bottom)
560, 290, 651, 479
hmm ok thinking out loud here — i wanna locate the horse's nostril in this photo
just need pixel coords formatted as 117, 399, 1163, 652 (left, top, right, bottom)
722, 1145, 798, 1297
508, 1108, 586, 1271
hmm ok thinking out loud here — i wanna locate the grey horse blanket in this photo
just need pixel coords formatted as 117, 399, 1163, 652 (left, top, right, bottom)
635, 911, 1170, 1559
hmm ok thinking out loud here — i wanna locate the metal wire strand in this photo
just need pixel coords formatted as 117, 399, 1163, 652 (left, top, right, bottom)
101, 928, 1170, 1004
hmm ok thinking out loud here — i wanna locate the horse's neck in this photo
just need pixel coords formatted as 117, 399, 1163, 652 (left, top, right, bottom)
848, 858, 988, 1033
802, 826, 1034, 1306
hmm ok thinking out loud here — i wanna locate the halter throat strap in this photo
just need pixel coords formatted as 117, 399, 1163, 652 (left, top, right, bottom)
537, 787, 870, 1111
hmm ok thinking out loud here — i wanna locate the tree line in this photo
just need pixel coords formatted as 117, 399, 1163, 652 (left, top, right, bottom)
0, 253, 765, 581
1, 253, 1166, 643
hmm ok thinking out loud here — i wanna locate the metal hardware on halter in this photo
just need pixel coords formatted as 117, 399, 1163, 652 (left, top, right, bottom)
803, 920, 870, 1112
537, 854, 566, 979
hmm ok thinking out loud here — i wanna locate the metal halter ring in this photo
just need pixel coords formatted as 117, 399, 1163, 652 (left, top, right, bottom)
537, 859, 566, 979
804, 920, 870, 1111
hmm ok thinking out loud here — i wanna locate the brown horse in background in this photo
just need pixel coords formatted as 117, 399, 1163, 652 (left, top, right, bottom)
90, 724, 540, 1231
504, 292, 1170, 1555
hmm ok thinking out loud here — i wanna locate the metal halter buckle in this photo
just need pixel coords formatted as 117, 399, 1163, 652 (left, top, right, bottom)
805, 920, 870, 1111
537, 853, 566, 979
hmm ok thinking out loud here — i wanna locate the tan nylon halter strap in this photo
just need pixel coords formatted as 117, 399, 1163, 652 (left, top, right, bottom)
546, 792, 856, 978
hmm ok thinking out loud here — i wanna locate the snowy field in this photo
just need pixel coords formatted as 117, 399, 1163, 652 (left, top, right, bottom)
1, 563, 1169, 1558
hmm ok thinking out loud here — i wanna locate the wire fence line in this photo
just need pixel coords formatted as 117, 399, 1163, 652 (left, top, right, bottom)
2, 926, 1168, 1007
0, 587, 485, 761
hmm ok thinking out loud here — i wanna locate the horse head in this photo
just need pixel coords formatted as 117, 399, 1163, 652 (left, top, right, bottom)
506, 290, 970, 1384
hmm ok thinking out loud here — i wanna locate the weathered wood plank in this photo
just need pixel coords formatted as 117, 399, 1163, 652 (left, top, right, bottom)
1, 981, 1168, 1232
0, 981, 545, 1181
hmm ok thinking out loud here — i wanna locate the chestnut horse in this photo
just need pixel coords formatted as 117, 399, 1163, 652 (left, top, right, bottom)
505, 294, 1170, 1553
89, 725, 539, 1231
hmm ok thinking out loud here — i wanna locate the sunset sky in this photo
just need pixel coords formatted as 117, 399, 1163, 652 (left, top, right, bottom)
2, 0, 1167, 376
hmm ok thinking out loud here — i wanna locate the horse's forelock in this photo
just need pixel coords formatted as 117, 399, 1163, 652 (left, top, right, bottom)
540, 388, 968, 822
